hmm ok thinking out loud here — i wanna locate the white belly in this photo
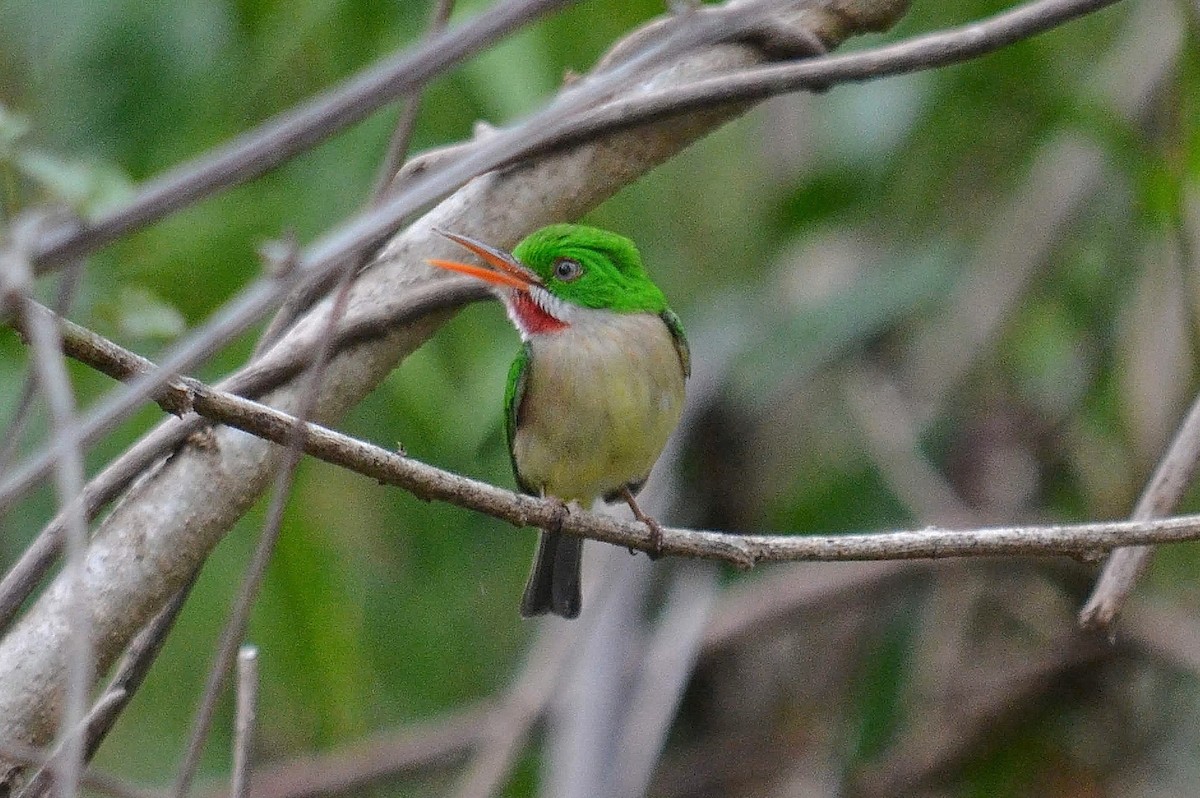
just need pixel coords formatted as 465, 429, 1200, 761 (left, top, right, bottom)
512, 311, 686, 502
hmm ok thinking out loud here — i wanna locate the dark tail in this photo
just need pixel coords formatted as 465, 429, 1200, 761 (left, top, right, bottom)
519, 532, 582, 619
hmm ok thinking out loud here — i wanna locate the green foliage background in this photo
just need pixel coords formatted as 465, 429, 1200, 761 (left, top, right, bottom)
1, 0, 1198, 794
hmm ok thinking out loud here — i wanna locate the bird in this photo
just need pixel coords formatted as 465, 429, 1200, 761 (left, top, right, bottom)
427, 223, 689, 618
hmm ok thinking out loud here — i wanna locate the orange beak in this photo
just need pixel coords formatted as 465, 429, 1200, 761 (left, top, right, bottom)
427, 229, 540, 292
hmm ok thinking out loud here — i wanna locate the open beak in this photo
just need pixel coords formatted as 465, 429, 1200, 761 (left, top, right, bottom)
427, 229, 540, 292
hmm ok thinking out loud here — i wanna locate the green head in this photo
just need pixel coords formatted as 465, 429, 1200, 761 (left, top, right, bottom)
429, 223, 669, 336
511, 224, 667, 313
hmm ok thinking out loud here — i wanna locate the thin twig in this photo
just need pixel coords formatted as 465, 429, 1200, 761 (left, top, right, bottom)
4, 279, 91, 798
0, 254, 86, 474
173, 169, 377, 798
0, 741, 161, 798
230, 647, 259, 798
175, 8, 459, 768
172, 24, 449, 766
1079, 392, 1200, 630
372, 0, 457, 200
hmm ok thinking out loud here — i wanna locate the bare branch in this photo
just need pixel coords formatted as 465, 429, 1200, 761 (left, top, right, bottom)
230, 647, 259, 798
1079, 392, 1200, 630
0, 741, 160, 798
174, 391, 1200, 561
494, 0, 1125, 164
174, 165, 379, 798
25, 300, 1200, 565
2, 248, 90, 798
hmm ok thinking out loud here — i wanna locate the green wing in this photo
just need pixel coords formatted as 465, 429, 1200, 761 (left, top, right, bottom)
660, 308, 691, 379
504, 343, 537, 495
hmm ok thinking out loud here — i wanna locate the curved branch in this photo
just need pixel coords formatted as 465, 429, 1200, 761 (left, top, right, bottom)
493, 0, 1125, 165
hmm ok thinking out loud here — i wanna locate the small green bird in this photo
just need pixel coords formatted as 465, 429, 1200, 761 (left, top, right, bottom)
428, 224, 689, 618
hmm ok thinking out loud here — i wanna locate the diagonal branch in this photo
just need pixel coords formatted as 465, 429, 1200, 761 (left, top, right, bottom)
505, 0, 1126, 163
1078, 392, 1200, 630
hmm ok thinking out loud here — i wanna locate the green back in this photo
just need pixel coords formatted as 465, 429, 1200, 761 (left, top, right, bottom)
504, 342, 536, 495
660, 307, 690, 378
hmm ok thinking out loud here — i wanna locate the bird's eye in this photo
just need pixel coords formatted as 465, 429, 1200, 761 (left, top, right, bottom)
552, 258, 583, 282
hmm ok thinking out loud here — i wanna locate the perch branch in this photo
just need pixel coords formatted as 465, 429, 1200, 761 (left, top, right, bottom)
24, 306, 1200, 565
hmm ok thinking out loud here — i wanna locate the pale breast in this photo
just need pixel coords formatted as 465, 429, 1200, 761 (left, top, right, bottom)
512, 311, 686, 502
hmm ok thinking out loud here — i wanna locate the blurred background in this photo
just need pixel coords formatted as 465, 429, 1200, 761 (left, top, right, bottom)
2, 0, 1199, 795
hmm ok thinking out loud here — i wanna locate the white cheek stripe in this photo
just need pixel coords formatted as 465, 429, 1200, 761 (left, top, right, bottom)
501, 285, 577, 341
531, 285, 574, 324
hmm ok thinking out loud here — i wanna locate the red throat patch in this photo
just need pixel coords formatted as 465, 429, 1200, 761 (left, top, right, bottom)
510, 292, 569, 335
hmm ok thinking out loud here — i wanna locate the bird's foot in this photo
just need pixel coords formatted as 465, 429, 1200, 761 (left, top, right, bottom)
621, 487, 665, 560
545, 496, 569, 535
